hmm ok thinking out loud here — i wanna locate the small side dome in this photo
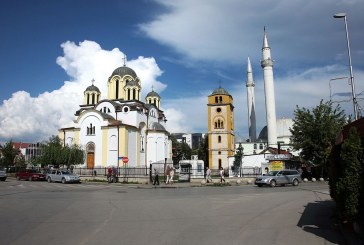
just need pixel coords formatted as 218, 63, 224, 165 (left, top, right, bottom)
150, 122, 166, 131
111, 66, 137, 78
85, 84, 100, 93
146, 90, 160, 98
211, 86, 230, 96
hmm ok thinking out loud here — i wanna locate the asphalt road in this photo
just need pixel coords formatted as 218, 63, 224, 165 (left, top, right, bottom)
0, 179, 344, 245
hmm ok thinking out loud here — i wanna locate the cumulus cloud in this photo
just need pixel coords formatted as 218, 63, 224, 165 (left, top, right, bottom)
0, 40, 168, 142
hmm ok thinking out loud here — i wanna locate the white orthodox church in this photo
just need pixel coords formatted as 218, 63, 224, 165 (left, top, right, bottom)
59, 65, 171, 168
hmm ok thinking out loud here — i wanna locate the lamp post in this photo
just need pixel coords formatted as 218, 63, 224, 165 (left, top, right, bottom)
329, 77, 348, 102
334, 12, 358, 120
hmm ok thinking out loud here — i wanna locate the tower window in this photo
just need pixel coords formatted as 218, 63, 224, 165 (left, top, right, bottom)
115, 80, 119, 99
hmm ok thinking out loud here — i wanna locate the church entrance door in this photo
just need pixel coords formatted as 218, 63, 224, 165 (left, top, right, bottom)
86, 142, 95, 169
87, 153, 94, 169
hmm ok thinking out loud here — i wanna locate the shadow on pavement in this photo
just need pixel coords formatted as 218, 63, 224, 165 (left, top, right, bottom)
297, 200, 346, 244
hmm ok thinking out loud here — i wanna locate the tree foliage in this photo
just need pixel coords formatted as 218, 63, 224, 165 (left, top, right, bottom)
331, 127, 362, 221
233, 143, 244, 169
290, 100, 346, 176
34, 136, 85, 168
0, 140, 18, 168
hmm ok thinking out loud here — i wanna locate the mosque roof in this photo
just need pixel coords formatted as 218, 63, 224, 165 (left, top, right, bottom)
111, 66, 137, 78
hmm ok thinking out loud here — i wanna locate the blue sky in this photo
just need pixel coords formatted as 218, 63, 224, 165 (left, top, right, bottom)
1, 0, 364, 143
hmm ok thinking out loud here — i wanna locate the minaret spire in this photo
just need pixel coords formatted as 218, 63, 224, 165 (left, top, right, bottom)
246, 57, 256, 142
261, 27, 277, 146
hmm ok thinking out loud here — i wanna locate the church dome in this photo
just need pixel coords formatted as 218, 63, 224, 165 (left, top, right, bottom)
111, 66, 137, 78
85, 84, 100, 93
146, 90, 160, 98
211, 87, 230, 96
150, 122, 166, 131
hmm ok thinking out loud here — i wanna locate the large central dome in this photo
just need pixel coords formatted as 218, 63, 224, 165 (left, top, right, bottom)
111, 66, 137, 78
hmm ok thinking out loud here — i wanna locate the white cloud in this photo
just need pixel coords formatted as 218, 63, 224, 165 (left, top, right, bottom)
0, 40, 167, 142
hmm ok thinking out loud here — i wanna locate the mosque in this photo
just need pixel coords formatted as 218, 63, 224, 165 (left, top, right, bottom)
208, 29, 296, 171
59, 65, 171, 168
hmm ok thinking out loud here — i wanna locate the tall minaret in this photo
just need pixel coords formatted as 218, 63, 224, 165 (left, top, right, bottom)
261, 28, 277, 146
246, 57, 256, 142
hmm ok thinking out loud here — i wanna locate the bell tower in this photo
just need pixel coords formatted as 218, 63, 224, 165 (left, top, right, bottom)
207, 86, 235, 170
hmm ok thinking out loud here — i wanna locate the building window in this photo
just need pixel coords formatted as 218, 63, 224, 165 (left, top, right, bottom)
115, 80, 119, 98
87, 123, 95, 135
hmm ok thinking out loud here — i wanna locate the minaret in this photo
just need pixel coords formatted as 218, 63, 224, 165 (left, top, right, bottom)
246, 57, 256, 142
261, 28, 277, 146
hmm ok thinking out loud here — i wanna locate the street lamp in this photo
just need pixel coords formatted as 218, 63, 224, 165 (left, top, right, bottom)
329, 77, 348, 101
333, 12, 358, 120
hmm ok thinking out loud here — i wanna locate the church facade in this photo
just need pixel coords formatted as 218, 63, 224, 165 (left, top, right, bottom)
59, 65, 171, 168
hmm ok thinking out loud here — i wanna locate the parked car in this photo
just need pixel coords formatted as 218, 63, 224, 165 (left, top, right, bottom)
16, 169, 46, 181
46, 169, 81, 184
0, 168, 7, 181
255, 170, 302, 187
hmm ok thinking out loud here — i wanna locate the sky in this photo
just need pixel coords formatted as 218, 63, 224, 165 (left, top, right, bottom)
1, 0, 364, 143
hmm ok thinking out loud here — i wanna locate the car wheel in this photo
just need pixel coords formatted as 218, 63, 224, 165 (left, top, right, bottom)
47, 177, 52, 183
270, 180, 276, 187
293, 179, 299, 186
28, 176, 32, 181
61, 178, 66, 184
16, 176, 20, 181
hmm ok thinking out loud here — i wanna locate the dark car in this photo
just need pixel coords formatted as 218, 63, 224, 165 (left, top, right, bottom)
16, 169, 46, 181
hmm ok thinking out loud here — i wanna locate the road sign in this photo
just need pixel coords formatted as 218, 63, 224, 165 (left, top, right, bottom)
122, 157, 129, 164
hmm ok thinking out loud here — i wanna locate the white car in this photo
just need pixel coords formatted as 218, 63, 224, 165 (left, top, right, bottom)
46, 169, 80, 184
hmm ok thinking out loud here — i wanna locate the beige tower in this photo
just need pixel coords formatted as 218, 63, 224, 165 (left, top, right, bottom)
207, 86, 235, 170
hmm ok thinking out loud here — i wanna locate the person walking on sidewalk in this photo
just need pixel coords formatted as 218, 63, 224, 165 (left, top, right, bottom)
219, 167, 225, 183
206, 167, 212, 183
153, 168, 160, 185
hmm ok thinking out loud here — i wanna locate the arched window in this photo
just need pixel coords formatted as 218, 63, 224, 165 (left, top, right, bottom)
115, 80, 119, 99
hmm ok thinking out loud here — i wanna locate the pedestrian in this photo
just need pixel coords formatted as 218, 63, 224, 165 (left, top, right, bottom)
165, 165, 171, 184
169, 167, 174, 184
153, 168, 160, 185
220, 167, 225, 183
206, 167, 212, 183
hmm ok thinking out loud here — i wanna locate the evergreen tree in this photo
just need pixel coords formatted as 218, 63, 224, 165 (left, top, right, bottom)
335, 127, 362, 221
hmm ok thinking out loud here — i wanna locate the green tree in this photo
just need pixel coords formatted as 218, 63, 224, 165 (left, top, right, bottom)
290, 100, 346, 177
197, 135, 209, 168
34, 136, 85, 168
0, 140, 18, 168
233, 143, 244, 175
334, 127, 362, 221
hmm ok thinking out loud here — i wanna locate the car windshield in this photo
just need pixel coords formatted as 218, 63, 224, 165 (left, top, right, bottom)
267, 171, 279, 176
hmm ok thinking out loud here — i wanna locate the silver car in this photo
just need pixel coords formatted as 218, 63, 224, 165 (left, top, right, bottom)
255, 170, 301, 187
46, 169, 81, 184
